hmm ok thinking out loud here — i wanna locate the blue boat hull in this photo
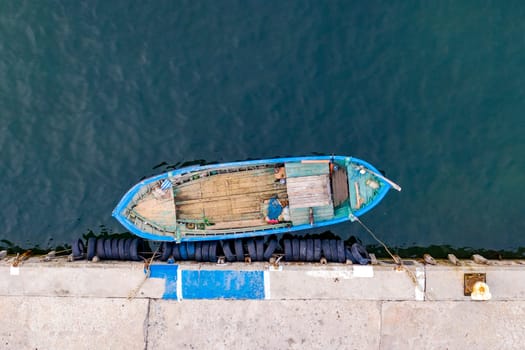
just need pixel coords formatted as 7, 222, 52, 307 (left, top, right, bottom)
112, 155, 393, 242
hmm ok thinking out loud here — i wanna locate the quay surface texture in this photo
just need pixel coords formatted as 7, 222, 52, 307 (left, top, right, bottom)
2, 259, 525, 349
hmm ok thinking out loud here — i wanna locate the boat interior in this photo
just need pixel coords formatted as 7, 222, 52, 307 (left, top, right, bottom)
125, 160, 379, 237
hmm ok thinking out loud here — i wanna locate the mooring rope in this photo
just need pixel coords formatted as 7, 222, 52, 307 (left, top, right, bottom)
352, 215, 398, 263
351, 214, 423, 294
127, 245, 161, 300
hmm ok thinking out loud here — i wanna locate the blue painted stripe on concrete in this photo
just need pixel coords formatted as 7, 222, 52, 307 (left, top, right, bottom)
181, 270, 265, 300
148, 265, 267, 300
149, 265, 178, 299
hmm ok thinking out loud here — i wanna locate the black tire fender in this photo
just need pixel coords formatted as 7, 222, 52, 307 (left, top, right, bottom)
186, 242, 196, 260
96, 238, 106, 260
180, 242, 189, 260
234, 239, 244, 261
160, 242, 172, 261
72, 238, 85, 258
345, 246, 355, 263
336, 240, 346, 263
104, 239, 113, 259
129, 238, 141, 261
194, 242, 202, 261
255, 238, 264, 261
117, 239, 127, 260
283, 239, 292, 261
329, 240, 338, 262
87, 237, 96, 260
299, 239, 307, 261
305, 238, 314, 262
208, 241, 217, 262
313, 239, 322, 261
221, 240, 235, 262
201, 242, 209, 262
123, 238, 132, 260
292, 238, 300, 261
321, 239, 331, 261
172, 243, 182, 260
351, 243, 370, 265
111, 239, 119, 260
246, 239, 257, 260
263, 239, 278, 260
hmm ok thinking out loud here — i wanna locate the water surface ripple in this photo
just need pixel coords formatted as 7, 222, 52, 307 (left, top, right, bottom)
0, 1, 523, 253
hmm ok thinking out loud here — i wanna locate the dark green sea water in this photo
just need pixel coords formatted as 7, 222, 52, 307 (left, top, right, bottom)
1, 1, 524, 255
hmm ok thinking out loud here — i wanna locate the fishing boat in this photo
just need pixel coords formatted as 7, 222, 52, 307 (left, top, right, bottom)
112, 156, 400, 242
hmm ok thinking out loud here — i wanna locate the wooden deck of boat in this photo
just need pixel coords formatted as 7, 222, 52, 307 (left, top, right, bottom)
129, 162, 349, 234
286, 175, 331, 208
348, 168, 380, 210
283, 162, 336, 225
174, 168, 288, 226
133, 189, 177, 230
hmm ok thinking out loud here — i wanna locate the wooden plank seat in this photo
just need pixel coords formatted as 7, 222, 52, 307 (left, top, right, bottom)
286, 175, 332, 209
286, 174, 334, 225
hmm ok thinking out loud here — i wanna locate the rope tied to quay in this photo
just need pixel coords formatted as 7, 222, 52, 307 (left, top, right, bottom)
350, 214, 424, 296
127, 245, 161, 300
11, 250, 32, 267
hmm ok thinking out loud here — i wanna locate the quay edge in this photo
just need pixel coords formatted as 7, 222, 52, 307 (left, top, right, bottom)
2, 258, 525, 349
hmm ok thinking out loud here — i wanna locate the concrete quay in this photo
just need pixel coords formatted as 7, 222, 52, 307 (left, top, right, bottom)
2, 258, 525, 349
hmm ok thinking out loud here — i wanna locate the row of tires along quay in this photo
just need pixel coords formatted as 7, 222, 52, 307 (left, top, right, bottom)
71, 236, 372, 265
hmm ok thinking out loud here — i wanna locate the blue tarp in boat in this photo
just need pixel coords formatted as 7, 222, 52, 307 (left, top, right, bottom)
267, 197, 282, 220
